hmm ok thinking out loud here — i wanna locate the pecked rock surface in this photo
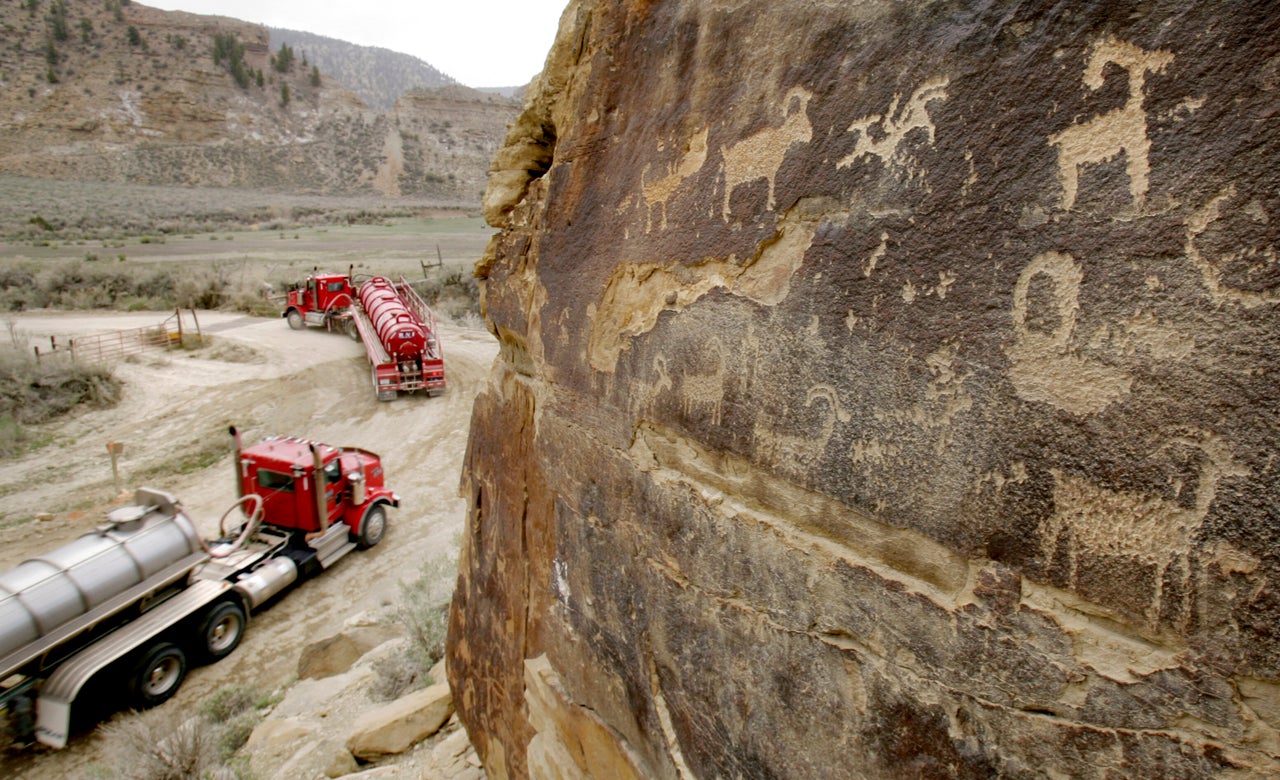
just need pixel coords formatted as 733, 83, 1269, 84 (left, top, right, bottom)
449, 1, 1280, 777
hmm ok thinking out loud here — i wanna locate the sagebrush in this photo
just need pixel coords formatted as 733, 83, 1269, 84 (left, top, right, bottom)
372, 552, 457, 700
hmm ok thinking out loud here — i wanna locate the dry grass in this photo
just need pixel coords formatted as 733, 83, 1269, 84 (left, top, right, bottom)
91, 682, 278, 780
0, 341, 121, 457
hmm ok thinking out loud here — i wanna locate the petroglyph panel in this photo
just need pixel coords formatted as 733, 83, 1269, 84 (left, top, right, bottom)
459, 3, 1280, 777
641, 128, 709, 231
1006, 251, 1133, 416
1186, 186, 1280, 308
1041, 432, 1248, 626
753, 384, 850, 481
587, 201, 825, 372
839, 78, 949, 171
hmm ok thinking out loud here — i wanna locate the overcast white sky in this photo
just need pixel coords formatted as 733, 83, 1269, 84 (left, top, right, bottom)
142, 0, 569, 88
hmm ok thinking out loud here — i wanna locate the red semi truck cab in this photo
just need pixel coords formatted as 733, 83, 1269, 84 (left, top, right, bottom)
283, 273, 356, 332
236, 434, 399, 555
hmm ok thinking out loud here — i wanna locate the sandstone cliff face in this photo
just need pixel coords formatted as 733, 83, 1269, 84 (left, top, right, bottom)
0, 0, 516, 199
450, 1, 1280, 777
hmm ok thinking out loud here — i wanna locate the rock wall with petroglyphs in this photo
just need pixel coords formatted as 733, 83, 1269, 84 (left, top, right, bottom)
450, 1, 1280, 777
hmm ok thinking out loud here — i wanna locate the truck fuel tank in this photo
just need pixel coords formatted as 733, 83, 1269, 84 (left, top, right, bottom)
233, 556, 298, 609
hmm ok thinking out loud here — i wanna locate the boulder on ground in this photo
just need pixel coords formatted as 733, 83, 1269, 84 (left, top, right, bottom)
299, 626, 398, 680
346, 682, 454, 760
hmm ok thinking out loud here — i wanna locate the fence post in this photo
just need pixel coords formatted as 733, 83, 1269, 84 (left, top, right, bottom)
175, 308, 184, 349
189, 309, 203, 346
32, 346, 40, 365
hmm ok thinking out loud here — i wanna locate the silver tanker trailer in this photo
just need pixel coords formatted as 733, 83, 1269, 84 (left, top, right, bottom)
0, 427, 398, 748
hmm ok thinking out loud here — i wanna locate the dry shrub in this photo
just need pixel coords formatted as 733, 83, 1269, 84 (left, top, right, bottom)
0, 345, 121, 457
100, 710, 228, 780
95, 684, 274, 780
371, 553, 455, 700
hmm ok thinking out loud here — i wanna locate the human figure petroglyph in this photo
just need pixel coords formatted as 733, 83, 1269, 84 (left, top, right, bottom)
1040, 430, 1248, 627
838, 77, 949, 171
1048, 37, 1173, 211
720, 87, 812, 219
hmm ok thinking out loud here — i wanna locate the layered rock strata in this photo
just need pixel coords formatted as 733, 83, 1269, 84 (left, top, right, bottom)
450, 1, 1280, 777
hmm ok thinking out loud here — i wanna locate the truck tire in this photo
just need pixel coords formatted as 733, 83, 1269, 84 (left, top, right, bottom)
287, 309, 304, 330
128, 642, 187, 709
196, 600, 246, 662
357, 505, 387, 549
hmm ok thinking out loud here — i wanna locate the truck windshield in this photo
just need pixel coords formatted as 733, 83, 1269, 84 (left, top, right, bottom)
257, 469, 293, 493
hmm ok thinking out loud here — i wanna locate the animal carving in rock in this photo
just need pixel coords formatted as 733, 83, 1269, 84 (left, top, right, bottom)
641, 128, 709, 232
753, 384, 851, 480
720, 87, 812, 219
1040, 430, 1247, 627
1048, 37, 1173, 212
838, 77, 949, 171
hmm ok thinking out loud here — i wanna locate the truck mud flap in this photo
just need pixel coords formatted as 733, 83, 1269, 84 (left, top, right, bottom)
34, 579, 232, 748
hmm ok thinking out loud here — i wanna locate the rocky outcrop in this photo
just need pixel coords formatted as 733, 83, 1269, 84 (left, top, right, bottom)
245, 628, 476, 778
267, 27, 457, 112
298, 626, 399, 680
450, 0, 1280, 777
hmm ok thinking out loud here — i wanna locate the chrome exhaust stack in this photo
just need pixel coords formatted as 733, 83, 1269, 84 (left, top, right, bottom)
310, 442, 328, 532
229, 426, 244, 499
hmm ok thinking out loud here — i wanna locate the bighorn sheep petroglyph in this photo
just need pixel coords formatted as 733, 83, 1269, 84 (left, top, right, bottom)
1040, 430, 1247, 627
720, 87, 812, 220
1048, 37, 1173, 211
641, 129, 709, 232
753, 384, 851, 480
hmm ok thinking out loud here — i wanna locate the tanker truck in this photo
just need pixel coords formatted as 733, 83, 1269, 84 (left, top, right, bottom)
282, 271, 446, 401
0, 427, 398, 748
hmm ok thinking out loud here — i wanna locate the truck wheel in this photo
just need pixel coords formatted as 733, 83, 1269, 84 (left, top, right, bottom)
129, 642, 187, 709
357, 505, 387, 549
344, 319, 358, 340
196, 600, 246, 662
287, 309, 304, 330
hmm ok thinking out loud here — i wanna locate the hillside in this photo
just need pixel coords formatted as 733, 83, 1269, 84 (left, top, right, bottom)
0, 0, 518, 202
267, 27, 456, 112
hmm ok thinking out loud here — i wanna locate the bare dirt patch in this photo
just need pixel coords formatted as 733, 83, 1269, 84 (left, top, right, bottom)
0, 308, 497, 778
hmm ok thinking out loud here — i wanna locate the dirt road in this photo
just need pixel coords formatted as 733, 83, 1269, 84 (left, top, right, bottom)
0, 308, 497, 778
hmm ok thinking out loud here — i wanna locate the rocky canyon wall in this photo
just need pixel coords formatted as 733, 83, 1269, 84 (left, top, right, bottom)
448, 1, 1280, 777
